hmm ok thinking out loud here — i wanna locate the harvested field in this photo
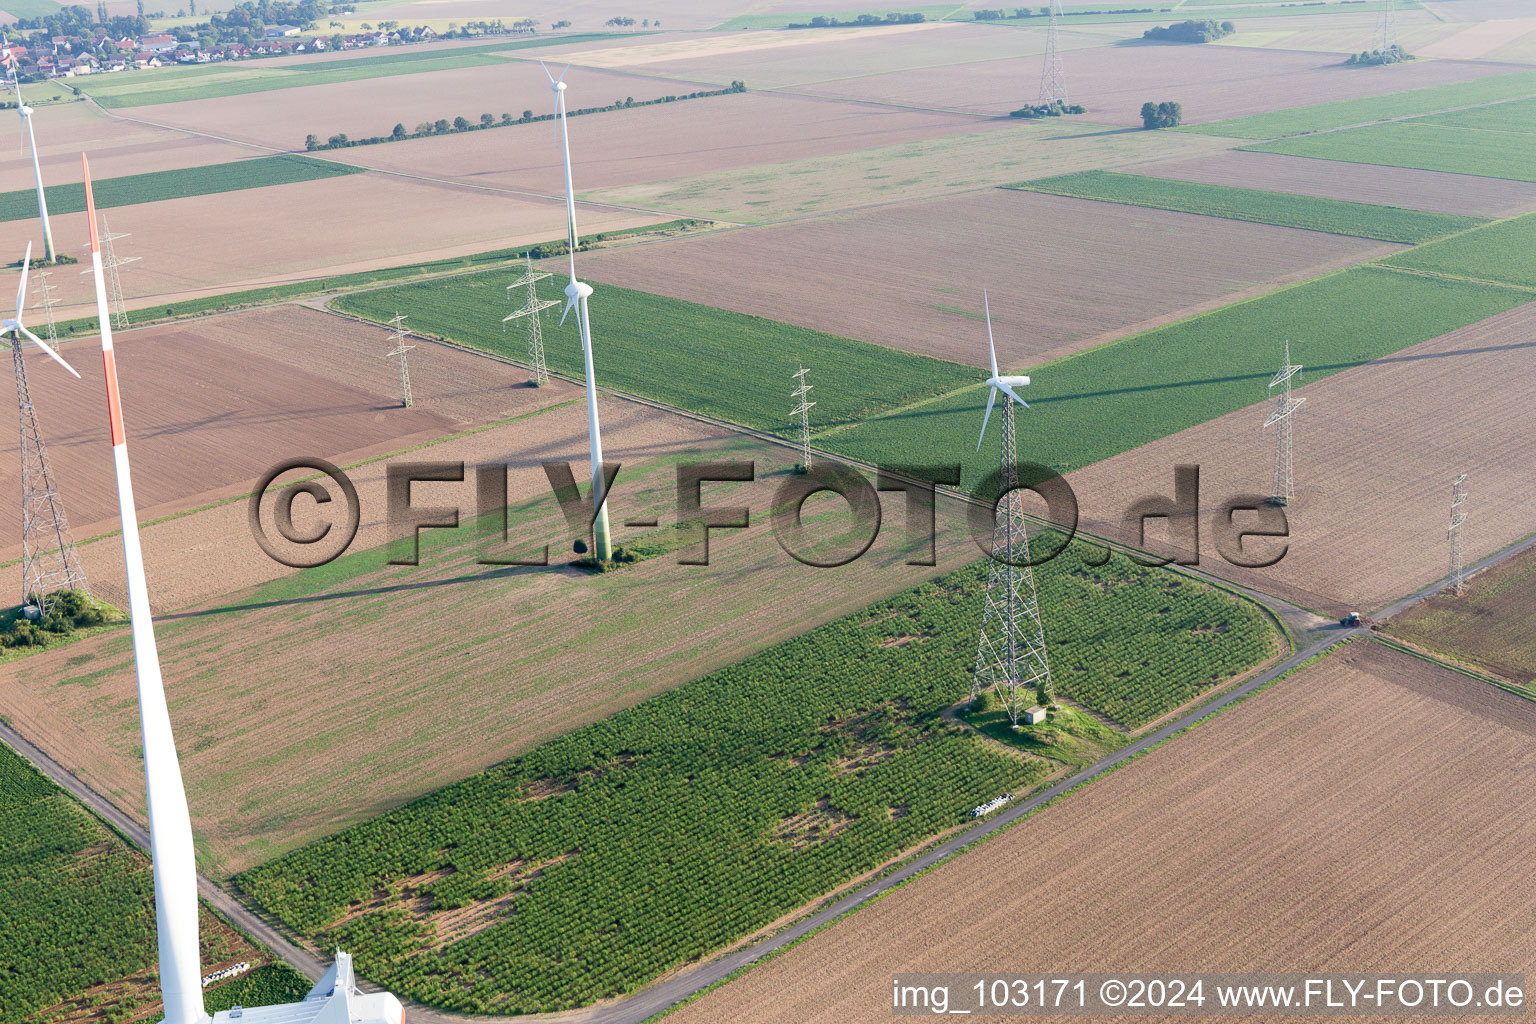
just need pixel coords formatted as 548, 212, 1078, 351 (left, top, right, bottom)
1128, 149, 1536, 218
0, 304, 573, 608
585, 118, 1235, 222
1065, 300, 1536, 617
578, 189, 1401, 367
668, 640, 1536, 1024
132, 60, 710, 151
8, 172, 660, 322
790, 43, 1519, 126
1419, 17, 1536, 59
1387, 544, 1536, 684
333, 91, 1014, 197
0, 418, 999, 874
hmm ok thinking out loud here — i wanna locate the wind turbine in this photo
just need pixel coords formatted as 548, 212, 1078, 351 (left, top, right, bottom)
81, 154, 403, 1024
544, 62, 613, 561
4, 242, 78, 377
971, 291, 1054, 725
9, 60, 56, 262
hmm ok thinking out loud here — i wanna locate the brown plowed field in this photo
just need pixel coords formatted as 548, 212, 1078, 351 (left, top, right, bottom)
134, 61, 709, 151
1064, 301, 1536, 617
0, 304, 573, 596
1128, 150, 1536, 218
7, 100, 258, 183
792, 43, 1522, 125
578, 189, 1400, 367
332, 92, 1015, 196
0, 414, 984, 873
669, 640, 1536, 1024
21, 173, 659, 321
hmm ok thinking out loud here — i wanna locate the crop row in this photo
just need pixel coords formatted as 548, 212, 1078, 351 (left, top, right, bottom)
238, 542, 1275, 1013
0, 155, 363, 224
1013, 170, 1480, 243
335, 272, 978, 438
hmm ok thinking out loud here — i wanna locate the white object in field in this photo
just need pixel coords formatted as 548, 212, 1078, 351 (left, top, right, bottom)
543, 62, 612, 561
202, 962, 252, 988
1023, 706, 1047, 725
10, 66, 55, 262
971, 793, 1013, 818
83, 154, 401, 1024
211, 952, 403, 1024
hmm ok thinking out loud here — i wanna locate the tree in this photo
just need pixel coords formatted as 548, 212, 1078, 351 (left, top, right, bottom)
136, 0, 144, 16
188, 0, 195, 15
329, 31, 342, 49
305, 133, 319, 149
452, 115, 470, 131
522, 108, 533, 121
415, 121, 432, 134
1141, 100, 1181, 129
480, 112, 493, 127
434, 118, 449, 133
501, 111, 513, 124
391, 122, 406, 138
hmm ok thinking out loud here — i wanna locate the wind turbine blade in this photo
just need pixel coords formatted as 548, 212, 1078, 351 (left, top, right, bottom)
977, 386, 996, 451
16, 240, 30, 318
559, 295, 575, 326
984, 290, 998, 378
997, 382, 1029, 408
18, 323, 79, 377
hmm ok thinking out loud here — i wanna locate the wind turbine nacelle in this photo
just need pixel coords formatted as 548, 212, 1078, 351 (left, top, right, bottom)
565, 280, 593, 301
992, 375, 1031, 388
211, 953, 403, 1024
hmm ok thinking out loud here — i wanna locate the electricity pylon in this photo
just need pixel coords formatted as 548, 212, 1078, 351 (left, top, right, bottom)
384, 313, 414, 407
789, 365, 815, 471
1039, 0, 1068, 106
1448, 473, 1468, 595
1262, 339, 1304, 505
503, 255, 557, 386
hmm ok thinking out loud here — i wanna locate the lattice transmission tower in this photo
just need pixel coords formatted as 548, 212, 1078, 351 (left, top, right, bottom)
1039, 0, 1068, 106
11, 330, 88, 613
1448, 473, 1468, 595
79, 213, 138, 330
973, 395, 1053, 724
384, 313, 414, 408
1262, 339, 1305, 505
789, 365, 815, 471
1375, 0, 1399, 53
503, 255, 557, 386
34, 268, 59, 342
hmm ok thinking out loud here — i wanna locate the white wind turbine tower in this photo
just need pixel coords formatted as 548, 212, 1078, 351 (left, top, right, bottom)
972, 292, 1053, 725
81, 154, 403, 1024
545, 63, 612, 561
9, 61, 56, 262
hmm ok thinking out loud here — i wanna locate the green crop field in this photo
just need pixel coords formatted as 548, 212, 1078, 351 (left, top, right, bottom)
1011, 170, 1479, 242
1248, 121, 1536, 182
1382, 211, 1536, 290
0, 743, 271, 1022
816, 267, 1529, 489
237, 545, 1275, 1014
335, 274, 978, 437
1186, 70, 1536, 139
75, 35, 614, 108
1417, 96, 1536, 134
0, 155, 364, 224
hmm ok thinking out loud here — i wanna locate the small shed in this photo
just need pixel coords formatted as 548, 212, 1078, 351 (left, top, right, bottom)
1023, 705, 1048, 725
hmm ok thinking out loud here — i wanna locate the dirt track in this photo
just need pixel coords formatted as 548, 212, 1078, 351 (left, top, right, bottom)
667, 639, 1536, 1023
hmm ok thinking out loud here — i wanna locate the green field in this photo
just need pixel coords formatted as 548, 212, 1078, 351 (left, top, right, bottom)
0, 155, 363, 224
75, 35, 614, 108
1382, 211, 1536, 289
335, 274, 978, 438
1186, 71, 1536, 139
816, 267, 1529, 489
237, 546, 1274, 1013
0, 742, 276, 1023
1249, 121, 1536, 182
1417, 95, 1536, 134
1011, 170, 1480, 242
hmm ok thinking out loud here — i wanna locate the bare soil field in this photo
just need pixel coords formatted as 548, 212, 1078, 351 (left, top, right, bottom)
332, 91, 1012, 197
670, 640, 1536, 1024
791, 43, 1522, 125
1215, 9, 1467, 55
1064, 300, 1536, 617
586, 21, 1104, 89
585, 118, 1235, 222
1128, 150, 1536, 218
13, 172, 659, 321
1418, 17, 1536, 59
5, 99, 258, 184
0, 304, 572, 602
579, 189, 1400, 367
131, 60, 709, 151
0, 413, 986, 874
